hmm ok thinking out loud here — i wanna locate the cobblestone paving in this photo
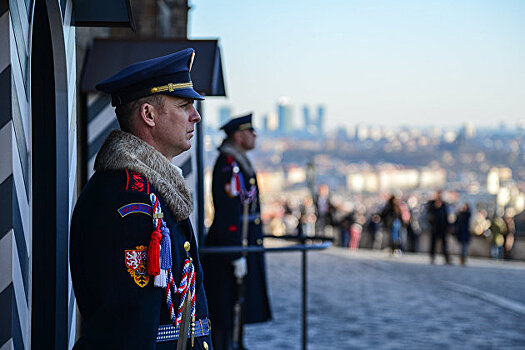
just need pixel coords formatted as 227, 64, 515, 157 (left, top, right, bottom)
244, 245, 525, 349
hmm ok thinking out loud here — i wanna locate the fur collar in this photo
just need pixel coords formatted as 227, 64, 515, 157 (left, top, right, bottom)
218, 139, 255, 176
94, 130, 193, 221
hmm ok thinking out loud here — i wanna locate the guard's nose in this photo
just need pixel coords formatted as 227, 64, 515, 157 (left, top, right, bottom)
191, 106, 201, 123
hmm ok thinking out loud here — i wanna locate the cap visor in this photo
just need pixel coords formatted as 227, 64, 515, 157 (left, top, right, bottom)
165, 88, 204, 101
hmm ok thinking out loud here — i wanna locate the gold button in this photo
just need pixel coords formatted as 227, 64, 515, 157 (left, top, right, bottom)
203, 341, 209, 350
257, 239, 263, 245
249, 178, 255, 185
254, 218, 260, 225
184, 241, 191, 252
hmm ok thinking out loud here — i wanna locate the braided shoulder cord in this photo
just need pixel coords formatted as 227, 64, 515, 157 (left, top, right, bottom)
149, 193, 197, 327
174, 258, 196, 325
233, 161, 257, 204
165, 270, 177, 323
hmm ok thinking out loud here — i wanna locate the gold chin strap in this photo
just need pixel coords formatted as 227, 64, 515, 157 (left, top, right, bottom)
150, 82, 193, 93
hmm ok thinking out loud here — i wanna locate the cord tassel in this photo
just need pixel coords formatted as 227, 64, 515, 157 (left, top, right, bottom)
147, 226, 162, 276
154, 221, 172, 287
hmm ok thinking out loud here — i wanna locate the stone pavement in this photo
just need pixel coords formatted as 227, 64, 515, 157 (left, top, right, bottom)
243, 242, 525, 349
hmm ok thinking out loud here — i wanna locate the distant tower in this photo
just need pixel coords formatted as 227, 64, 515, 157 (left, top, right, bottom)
303, 105, 310, 131
464, 122, 476, 139
277, 97, 293, 133
219, 106, 231, 126
262, 114, 269, 132
267, 111, 278, 131
356, 124, 369, 140
317, 105, 325, 134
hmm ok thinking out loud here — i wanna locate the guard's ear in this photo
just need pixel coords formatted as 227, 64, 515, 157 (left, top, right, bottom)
139, 102, 156, 127
232, 130, 243, 144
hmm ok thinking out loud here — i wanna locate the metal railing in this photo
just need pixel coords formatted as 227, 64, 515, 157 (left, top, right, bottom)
200, 236, 332, 350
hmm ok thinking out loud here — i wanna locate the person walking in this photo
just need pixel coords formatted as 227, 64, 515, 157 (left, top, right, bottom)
503, 209, 516, 260
203, 114, 272, 350
70, 49, 213, 349
489, 210, 507, 260
454, 203, 472, 266
367, 214, 381, 249
427, 190, 452, 264
381, 195, 403, 256
339, 210, 354, 248
314, 184, 336, 237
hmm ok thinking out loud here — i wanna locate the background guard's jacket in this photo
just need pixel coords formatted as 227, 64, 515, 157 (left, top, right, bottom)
203, 145, 272, 329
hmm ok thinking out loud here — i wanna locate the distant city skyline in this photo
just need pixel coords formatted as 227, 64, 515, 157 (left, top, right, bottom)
208, 100, 524, 134
190, 1, 525, 129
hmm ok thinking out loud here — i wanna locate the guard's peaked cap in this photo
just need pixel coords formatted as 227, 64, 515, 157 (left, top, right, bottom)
220, 113, 254, 135
96, 48, 204, 106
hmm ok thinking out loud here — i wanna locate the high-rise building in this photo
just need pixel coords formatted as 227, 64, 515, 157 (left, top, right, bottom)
218, 105, 232, 126
356, 123, 369, 140
317, 105, 325, 134
262, 114, 268, 131
277, 97, 294, 133
463, 122, 476, 139
266, 112, 278, 131
303, 105, 310, 131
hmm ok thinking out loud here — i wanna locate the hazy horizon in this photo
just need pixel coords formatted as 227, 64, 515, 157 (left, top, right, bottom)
189, 0, 525, 130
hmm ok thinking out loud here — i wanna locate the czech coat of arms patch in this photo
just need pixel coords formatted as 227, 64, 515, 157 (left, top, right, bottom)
125, 245, 150, 287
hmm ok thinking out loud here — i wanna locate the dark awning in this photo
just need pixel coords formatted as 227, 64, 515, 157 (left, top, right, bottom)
72, 0, 135, 28
80, 39, 226, 97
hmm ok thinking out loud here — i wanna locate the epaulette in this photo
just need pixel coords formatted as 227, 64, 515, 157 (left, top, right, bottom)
124, 168, 150, 194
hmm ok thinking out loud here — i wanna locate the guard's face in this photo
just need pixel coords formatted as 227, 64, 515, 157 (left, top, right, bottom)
155, 95, 201, 158
239, 129, 257, 151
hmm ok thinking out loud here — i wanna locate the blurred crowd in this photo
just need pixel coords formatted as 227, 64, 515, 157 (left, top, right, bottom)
266, 186, 518, 265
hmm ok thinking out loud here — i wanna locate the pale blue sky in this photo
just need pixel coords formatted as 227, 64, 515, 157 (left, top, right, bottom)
189, 0, 525, 129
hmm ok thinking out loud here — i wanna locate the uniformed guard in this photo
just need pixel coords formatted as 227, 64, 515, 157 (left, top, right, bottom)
70, 49, 212, 350
203, 114, 272, 350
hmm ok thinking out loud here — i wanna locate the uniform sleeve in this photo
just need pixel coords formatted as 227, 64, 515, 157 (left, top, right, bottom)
210, 155, 243, 259
71, 188, 162, 349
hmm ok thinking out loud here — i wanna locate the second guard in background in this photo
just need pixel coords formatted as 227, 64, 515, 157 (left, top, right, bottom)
203, 114, 272, 350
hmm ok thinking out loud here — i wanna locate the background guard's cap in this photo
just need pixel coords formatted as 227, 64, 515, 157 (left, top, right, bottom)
96, 48, 204, 106
220, 113, 254, 135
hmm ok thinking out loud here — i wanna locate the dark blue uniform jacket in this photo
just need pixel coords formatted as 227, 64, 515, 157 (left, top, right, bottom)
71, 169, 212, 349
